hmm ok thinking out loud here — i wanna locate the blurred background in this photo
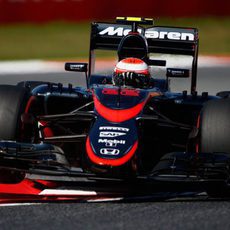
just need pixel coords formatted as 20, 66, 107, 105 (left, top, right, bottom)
0, 0, 229, 60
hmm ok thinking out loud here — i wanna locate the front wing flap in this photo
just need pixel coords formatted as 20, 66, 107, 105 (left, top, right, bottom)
151, 152, 230, 183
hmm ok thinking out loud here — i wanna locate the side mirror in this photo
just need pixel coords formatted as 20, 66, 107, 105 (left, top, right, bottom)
65, 63, 88, 72
65, 62, 89, 88
166, 68, 190, 78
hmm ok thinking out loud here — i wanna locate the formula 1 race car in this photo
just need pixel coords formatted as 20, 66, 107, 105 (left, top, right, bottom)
0, 17, 230, 199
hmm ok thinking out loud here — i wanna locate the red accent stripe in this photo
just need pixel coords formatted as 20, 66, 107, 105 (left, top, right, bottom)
115, 68, 149, 74
39, 121, 54, 138
25, 96, 36, 113
195, 114, 201, 153
20, 96, 37, 139
0, 179, 56, 195
122, 58, 144, 64
94, 96, 146, 123
86, 137, 138, 167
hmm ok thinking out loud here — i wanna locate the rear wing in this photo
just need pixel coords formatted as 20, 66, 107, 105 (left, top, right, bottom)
89, 22, 199, 93
91, 23, 198, 55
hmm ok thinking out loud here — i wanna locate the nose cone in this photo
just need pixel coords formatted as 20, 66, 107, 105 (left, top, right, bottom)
86, 118, 138, 167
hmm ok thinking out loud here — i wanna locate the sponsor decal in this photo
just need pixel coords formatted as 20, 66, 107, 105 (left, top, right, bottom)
99, 27, 142, 36
98, 139, 126, 145
99, 126, 129, 132
99, 132, 126, 138
102, 89, 140, 97
102, 89, 118, 95
105, 142, 117, 147
99, 27, 194, 41
70, 64, 85, 70
145, 31, 194, 41
100, 148, 120, 155
120, 89, 140, 97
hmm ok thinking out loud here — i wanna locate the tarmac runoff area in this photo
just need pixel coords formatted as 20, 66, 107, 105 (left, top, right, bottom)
0, 56, 229, 75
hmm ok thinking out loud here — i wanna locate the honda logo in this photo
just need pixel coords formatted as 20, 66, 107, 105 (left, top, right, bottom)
100, 148, 120, 155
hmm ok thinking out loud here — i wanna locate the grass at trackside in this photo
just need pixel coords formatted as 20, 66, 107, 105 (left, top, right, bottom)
0, 22, 90, 60
0, 17, 229, 60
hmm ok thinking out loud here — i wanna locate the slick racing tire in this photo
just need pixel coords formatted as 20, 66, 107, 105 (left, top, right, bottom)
200, 98, 230, 197
0, 85, 29, 183
200, 98, 230, 154
17, 81, 51, 91
216, 91, 230, 98
0, 85, 29, 140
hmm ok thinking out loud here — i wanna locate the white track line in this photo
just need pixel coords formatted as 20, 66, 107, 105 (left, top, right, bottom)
0, 56, 229, 75
0, 203, 41, 207
0, 60, 64, 75
39, 189, 97, 196
87, 197, 124, 202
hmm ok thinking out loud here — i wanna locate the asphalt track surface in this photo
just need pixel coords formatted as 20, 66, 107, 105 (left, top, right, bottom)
0, 66, 230, 230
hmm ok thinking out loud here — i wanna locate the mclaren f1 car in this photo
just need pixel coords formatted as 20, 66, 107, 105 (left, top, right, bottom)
0, 17, 230, 198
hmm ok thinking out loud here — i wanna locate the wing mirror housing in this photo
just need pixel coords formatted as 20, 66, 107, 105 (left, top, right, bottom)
65, 62, 89, 88
148, 59, 166, 66
166, 68, 190, 78
65, 63, 88, 72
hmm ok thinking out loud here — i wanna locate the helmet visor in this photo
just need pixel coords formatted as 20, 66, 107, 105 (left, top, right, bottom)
113, 72, 150, 88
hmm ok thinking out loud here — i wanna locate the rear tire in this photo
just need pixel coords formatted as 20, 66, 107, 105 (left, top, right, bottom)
200, 98, 230, 197
216, 91, 230, 98
17, 81, 52, 91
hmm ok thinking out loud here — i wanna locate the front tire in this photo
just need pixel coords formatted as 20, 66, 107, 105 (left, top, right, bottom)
0, 85, 29, 183
0, 85, 29, 140
200, 98, 230, 154
200, 98, 230, 197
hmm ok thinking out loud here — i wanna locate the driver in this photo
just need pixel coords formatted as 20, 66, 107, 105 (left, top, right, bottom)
113, 58, 150, 88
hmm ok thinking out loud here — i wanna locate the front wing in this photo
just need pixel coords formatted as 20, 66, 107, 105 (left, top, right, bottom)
0, 141, 230, 203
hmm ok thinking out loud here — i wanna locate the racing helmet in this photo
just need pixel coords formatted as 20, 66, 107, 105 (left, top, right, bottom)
113, 58, 150, 88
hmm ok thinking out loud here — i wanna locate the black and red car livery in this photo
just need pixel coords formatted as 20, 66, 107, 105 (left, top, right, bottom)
87, 86, 150, 167
0, 17, 230, 199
